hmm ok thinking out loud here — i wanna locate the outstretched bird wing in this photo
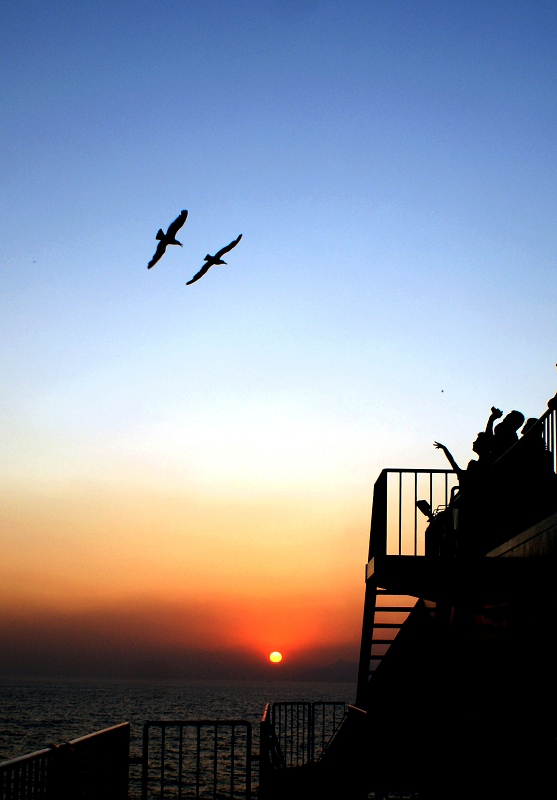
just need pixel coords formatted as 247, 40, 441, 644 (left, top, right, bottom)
166, 209, 188, 238
147, 240, 167, 269
186, 262, 212, 285
214, 234, 242, 260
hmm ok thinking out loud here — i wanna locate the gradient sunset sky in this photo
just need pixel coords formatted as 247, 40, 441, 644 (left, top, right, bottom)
1, 1, 556, 678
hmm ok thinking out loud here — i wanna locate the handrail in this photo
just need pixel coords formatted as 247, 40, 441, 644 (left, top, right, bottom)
0, 748, 52, 769
69, 721, 130, 746
453, 403, 557, 553
260, 704, 286, 775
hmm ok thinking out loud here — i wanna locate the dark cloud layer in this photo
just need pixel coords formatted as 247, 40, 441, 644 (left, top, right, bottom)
0, 607, 358, 682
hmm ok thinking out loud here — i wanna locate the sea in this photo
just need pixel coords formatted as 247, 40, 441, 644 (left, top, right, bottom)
0, 677, 356, 763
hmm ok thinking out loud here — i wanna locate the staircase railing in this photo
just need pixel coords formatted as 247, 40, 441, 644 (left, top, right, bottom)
269, 702, 346, 768
258, 701, 346, 791
259, 704, 284, 797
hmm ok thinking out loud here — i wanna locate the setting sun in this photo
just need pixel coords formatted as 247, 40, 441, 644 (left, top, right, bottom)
269, 651, 283, 663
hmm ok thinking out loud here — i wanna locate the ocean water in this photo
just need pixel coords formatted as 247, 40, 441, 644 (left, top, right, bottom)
0, 677, 356, 762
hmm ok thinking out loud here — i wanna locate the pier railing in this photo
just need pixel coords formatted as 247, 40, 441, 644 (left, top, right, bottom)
0, 722, 130, 800
141, 720, 253, 800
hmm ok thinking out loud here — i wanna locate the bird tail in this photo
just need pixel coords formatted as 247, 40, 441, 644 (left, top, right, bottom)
156, 229, 165, 240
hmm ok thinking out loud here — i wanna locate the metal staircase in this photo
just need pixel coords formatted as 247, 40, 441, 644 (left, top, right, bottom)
369, 589, 417, 673
356, 468, 457, 707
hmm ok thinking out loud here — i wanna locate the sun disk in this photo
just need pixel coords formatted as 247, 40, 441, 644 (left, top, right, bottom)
269, 651, 283, 663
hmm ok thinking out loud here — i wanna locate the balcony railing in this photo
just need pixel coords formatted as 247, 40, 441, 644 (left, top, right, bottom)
368, 469, 457, 561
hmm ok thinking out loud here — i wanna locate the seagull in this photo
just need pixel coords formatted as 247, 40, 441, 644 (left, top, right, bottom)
186, 234, 242, 285
147, 209, 188, 269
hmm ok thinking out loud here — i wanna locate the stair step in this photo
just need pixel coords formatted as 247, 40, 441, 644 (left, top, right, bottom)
373, 622, 403, 628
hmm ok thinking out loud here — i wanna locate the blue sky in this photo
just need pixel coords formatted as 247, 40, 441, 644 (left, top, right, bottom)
1, 1, 557, 672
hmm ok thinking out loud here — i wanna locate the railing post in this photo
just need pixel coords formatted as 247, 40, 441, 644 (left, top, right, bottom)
368, 470, 388, 560
245, 723, 252, 800
356, 470, 388, 708
141, 724, 149, 800
309, 702, 314, 765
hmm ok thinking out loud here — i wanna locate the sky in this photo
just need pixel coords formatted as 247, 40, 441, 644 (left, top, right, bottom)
1, 0, 557, 680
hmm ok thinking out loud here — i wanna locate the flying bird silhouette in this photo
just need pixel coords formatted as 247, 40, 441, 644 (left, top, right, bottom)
147, 209, 188, 269
186, 234, 242, 285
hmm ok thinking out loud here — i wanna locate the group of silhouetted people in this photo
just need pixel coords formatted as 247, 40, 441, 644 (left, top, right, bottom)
422, 393, 557, 555
434, 407, 538, 486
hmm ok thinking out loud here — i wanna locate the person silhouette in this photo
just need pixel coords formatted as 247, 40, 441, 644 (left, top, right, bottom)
491, 410, 525, 461
433, 406, 504, 487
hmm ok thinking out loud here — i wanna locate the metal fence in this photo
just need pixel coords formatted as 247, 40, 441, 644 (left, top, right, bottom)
141, 721, 252, 800
368, 469, 458, 560
310, 702, 347, 762
269, 702, 346, 768
0, 748, 51, 800
0, 722, 129, 800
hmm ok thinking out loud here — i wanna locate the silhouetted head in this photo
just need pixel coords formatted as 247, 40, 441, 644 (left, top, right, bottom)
472, 431, 489, 457
495, 410, 525, 435
508, 410, 525, 430
521, 418, 539, 436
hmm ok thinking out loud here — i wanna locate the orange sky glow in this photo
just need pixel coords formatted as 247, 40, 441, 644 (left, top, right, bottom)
0, 479, 367, 678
